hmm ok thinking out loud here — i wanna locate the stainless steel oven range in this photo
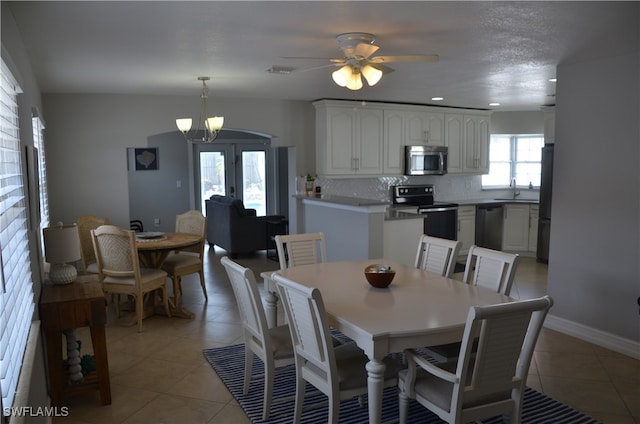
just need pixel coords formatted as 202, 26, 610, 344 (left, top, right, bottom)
391, 184, 459, 240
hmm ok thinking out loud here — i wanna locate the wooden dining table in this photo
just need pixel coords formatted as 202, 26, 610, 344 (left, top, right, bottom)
136, 232, 202, 319
269, 259, 513, 424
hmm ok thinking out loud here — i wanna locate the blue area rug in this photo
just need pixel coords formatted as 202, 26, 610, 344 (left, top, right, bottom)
203, 343, 601, 424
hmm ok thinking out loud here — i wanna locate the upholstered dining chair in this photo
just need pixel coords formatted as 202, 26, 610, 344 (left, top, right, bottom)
76, 215, 110, 274
414, 235, 462, 277
423, 245, 520, 363
274, 232, 326, 269
273, 273, 401, 424
91, 225, 171, 332
398, 296, 553, 424
161, 210, 208, 302
220, 256, 295, 421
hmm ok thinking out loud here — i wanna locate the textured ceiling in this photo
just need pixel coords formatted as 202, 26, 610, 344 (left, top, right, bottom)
6, 1, 639, 111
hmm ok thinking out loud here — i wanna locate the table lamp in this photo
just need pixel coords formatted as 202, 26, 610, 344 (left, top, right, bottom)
43, 223, 81, 284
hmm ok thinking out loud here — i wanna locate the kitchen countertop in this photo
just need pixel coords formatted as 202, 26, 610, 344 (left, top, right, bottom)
294, 193, 390, 207
294, 194, 538, 221
454, 198, 539, 206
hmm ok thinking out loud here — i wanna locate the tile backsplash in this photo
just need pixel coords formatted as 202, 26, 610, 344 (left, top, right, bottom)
305, 174, 539, 203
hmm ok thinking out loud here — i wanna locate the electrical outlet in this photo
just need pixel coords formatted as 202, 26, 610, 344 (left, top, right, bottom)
153, 218, 160, 227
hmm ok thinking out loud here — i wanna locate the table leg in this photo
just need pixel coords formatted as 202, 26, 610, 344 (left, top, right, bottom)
365, 359, 386, 424
89, 324, 112, 405
45, 331, 64, 407
261, 272, 278, 328
265, 290, 278, 328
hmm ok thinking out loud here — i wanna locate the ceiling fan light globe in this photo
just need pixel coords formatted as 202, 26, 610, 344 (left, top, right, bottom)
346, 73, 363, 90
176, 118, 192, 133
332, 65, 352, 87
206, 116, 224, 131
362, 64, 383, 86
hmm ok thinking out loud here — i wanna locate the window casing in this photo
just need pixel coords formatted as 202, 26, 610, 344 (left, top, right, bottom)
0, 59, 35, 416
482, 134, 544, 188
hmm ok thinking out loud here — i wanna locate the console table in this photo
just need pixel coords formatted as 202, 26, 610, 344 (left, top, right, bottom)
39, 274, 111, 407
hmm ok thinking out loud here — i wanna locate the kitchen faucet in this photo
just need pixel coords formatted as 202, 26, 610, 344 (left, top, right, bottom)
510, 178, 520, 199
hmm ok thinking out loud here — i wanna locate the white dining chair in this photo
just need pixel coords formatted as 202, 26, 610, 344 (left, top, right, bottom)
398, 295, 553, 424
273, 273, 401, 424
274, 232, 326, 269
463, 245, 520, 296
161, 210, 208, 302
91, 224, 171, 332
220, 256, 295, 421
423, 245, 520, 363
414, 235, 462, 277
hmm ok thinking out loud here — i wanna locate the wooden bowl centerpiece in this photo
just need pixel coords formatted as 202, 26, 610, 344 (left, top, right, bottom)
364, 264, 396, 288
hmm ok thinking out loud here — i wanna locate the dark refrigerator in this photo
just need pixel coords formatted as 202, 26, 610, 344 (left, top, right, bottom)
537, 144, 554, 262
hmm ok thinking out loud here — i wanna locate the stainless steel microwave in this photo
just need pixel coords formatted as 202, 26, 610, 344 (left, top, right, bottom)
404, 145, 448, 175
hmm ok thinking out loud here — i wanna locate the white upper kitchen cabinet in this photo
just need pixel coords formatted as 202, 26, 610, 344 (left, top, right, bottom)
383, 109, 405, 174
445, 112, 491, 174
404, 109, 445, 146
463, 114, 490, 173
315, 101, 383, 176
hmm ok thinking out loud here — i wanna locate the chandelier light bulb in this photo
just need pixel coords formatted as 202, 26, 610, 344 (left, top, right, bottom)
361, 64, 383, 86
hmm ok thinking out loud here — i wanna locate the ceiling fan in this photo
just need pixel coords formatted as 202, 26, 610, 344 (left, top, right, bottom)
288, 32, 439, 90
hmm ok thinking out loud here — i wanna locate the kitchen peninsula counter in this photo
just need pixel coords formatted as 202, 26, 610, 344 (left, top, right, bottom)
295, 194, 388, 261
294, 193, 389, 210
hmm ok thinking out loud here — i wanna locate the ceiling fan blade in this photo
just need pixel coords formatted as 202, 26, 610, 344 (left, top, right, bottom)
295, 63, 343, 73
369, 63, 395, 74
280, 56, 344, 61
370, 54, 440, 64
351, 42, 379, 59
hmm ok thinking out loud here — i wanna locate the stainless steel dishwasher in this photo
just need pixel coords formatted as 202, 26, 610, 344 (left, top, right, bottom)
475, 204, 503, 250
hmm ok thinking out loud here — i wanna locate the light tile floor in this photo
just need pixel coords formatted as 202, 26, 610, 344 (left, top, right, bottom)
55, 248, 639, 423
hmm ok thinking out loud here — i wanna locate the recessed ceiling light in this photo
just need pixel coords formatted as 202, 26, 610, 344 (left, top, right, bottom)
431, 97, 444, 101
549, 78, 557, 82
489, 102, 501, 107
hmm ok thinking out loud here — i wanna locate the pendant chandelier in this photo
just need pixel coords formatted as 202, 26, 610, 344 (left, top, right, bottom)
176, 76, 224, 142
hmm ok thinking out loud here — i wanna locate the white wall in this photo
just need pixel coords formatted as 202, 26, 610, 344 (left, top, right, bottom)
548, 52, 639, 344
42, 93, 314, 228
491, 110, 545, 134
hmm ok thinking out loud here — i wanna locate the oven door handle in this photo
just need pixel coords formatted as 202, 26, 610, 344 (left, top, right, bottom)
420, 206, 458, 213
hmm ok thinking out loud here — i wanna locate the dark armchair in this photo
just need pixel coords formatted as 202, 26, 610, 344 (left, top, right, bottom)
205, 195, 286, 258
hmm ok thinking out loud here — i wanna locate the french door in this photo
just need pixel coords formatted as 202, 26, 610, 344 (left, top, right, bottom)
193, 142, 270, 216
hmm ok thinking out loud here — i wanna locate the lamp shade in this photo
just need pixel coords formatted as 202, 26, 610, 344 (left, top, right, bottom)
176, 118, 193, 133
346, 72, 363, 90
332, 65, 352, 87
43, 224, 81, 264
362, 64, 383, 86
206, 116, 224, 131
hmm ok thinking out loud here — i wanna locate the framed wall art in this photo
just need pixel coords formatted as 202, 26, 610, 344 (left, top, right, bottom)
134, 147, 159, 171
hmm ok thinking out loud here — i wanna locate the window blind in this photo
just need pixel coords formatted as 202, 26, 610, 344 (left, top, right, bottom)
0, 59, 35, 415
32, 113, 49, 253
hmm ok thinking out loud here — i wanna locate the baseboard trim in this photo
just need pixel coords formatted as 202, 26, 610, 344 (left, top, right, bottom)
545, 314, 640, 359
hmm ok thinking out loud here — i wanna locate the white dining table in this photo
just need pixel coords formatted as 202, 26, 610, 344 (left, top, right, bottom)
263, 259, 512, 424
